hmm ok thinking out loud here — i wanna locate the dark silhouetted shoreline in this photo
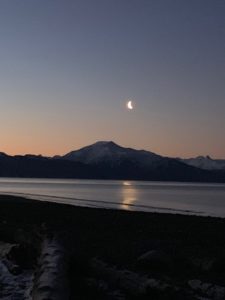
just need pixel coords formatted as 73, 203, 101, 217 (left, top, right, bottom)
1, 195, 225, 299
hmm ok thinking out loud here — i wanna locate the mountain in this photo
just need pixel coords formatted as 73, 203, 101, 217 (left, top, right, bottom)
0, 152, 9, 157
58, 141, 225, 182
0, 141, 224, 182
0, 153, 95, 179
179, 156, 225, 170
62, 141, 162, 166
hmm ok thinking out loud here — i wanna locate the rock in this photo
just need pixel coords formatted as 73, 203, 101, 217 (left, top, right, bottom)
86, 277, 126, 300
137, 249, 173, 271
0, 241, 15, 258
190, 258, 215, 272
91, 258, 148, 296
90, 258, 179, 298
188, 279, 203, 290
188, 279, 225, 300
2, 258, 21, 275
7, 244, 36, 269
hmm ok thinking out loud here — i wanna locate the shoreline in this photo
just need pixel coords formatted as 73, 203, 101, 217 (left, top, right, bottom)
1, 195, 225, 299
1, 190, 224, 219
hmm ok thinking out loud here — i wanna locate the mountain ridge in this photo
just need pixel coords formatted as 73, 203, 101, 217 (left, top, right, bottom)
179, 155, 225, 170
0, 141, 224, 182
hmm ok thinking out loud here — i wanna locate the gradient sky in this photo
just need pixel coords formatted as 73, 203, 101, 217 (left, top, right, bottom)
0, 0, 225, 158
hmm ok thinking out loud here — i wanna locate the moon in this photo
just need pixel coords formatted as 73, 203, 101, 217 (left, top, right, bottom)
127, 100, 133, 110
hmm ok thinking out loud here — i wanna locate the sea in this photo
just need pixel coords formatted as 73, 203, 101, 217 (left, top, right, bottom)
0, 178, 225, 218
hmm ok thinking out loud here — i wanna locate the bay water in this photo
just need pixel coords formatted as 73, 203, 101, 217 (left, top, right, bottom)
0, 178, 225, 217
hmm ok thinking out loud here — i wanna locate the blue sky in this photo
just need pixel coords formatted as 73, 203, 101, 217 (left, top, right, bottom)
0, 0, 225, 157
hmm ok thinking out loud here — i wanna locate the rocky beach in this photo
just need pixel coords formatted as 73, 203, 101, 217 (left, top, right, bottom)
0, 194, 225, 299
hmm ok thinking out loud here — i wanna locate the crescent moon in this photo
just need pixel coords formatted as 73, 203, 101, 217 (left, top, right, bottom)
127, 100, 133, 110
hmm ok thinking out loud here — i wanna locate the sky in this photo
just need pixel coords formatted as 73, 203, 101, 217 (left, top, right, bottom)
0, 0, 225, 158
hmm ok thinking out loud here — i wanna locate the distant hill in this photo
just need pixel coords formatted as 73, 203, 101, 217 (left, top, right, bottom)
0, 141, 224, 182
179, 156, 225, 170
0, 153, 95, 179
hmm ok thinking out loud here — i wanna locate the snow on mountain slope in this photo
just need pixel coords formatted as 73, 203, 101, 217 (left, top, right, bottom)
179, 156, 225, 170
61, 141, 162, 166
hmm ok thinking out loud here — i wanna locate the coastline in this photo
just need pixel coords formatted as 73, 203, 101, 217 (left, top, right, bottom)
1, 194, 225, 299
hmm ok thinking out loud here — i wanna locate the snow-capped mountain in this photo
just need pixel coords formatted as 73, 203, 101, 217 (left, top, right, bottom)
58, 141, 224, 182
0, 142, 224, 182
61, 141, 162, 166
179, 156, 225, 170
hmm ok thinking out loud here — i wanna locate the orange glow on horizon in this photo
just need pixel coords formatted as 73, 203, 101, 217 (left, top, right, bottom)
1, 138, 224, 159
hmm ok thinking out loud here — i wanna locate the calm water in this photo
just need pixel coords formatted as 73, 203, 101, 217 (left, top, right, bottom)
0, 178, 225, 217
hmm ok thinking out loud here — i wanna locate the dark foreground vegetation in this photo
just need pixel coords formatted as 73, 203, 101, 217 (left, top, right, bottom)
0, 195, 225, 299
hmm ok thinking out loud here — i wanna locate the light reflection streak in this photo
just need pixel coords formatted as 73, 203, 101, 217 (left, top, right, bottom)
120, 181, 138, 210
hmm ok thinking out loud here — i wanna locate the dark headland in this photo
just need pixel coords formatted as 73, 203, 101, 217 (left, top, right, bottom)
1, 194, 225, 299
